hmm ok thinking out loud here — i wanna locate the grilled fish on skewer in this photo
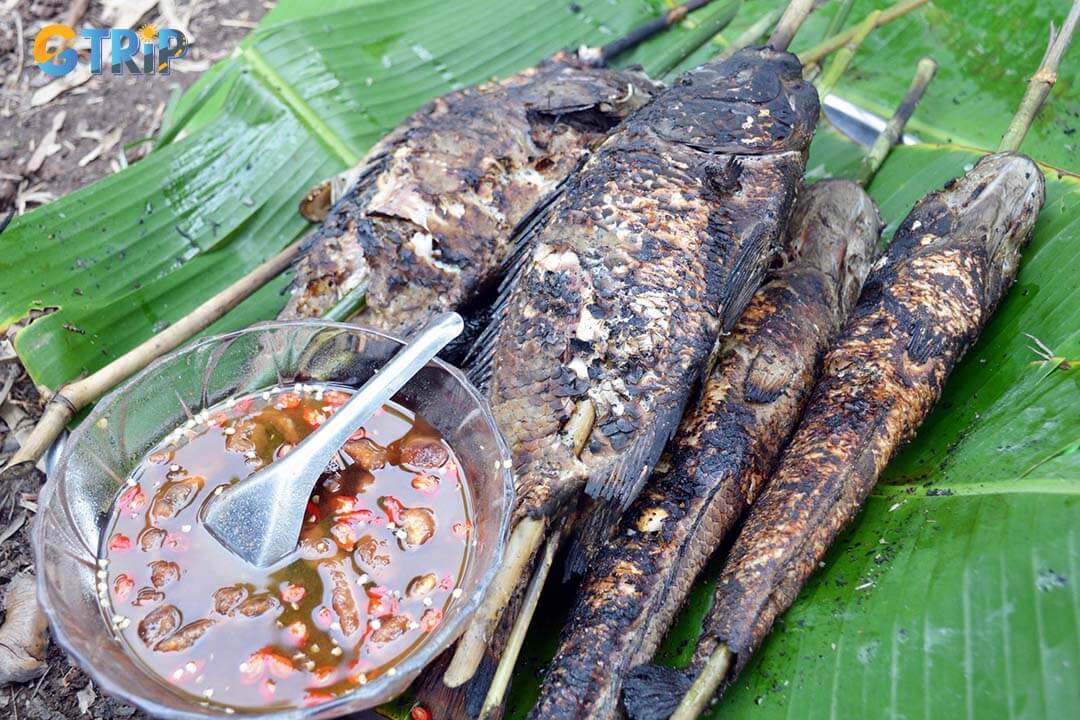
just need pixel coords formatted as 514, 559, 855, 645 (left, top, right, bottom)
446, 0, 821, 690
533, 178, 881, 720
278, 0, 733, 334
634, 8, 1078, 714
541, 56, 938, 720
648, 149, 1045, 720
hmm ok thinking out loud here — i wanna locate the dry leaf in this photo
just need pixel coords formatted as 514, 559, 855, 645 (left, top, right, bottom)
100, 0, 160, 29
78, 127, 122, 167
0, 574, 49, 686
30, 66, 91, 108
26, 111, 66, 173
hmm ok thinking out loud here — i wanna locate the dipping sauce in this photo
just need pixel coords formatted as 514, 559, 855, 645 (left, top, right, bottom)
97, 384, 472, 712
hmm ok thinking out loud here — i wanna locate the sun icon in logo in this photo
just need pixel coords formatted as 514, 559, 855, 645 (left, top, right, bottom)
137, 23, 159, 44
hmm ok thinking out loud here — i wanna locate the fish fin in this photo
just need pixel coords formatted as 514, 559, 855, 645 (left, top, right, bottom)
564, 499, 618, 578
464, 181, 568, 389
622, 664, 693, 720
717, 218, 783, 334
586, 393, 686, 508
743, 347, 791, 404
906, 319, 948, 365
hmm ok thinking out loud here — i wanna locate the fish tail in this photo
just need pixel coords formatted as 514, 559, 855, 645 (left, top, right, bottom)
622, 664, 693, 720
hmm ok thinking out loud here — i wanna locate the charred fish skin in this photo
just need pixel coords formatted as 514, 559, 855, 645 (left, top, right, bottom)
691, 152, 1045, 686
278, 52, 660, 332
477, 46, 819, 533
530, 179, 881, 720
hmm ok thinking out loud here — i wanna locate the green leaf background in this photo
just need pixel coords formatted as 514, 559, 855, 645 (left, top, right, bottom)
3, 0, 1078, 717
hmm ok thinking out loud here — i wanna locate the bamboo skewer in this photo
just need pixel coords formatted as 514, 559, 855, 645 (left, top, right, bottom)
856, 57, 939, 187
798, 0, 929, 67
814, 10, 881, 96
673, 8, 1080, 711
5, 241, 302, 469
999, 0, 1080, 153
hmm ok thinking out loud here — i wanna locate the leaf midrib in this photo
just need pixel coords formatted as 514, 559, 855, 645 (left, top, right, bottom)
873, 476, 1080, 499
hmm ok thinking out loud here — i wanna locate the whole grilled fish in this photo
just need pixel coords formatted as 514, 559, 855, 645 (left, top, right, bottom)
532, 179, 881, 720
449, 34, 821, 686
625, 151, 1046, 719
479, 42, 818, 520
278, 52, 659, 335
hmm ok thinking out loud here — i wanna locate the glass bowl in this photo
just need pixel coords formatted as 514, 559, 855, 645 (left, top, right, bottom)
32, 321, 514, 719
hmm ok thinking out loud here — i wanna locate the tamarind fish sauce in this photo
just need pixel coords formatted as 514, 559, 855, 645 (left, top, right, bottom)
97, 384, 472, 712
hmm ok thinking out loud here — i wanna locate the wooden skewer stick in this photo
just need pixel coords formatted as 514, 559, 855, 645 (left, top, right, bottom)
999, 0, 1080, 153
814, 9, 881, 97
5, 241, 302, 470
799, 0, 929, 67
856, 56, 939, 188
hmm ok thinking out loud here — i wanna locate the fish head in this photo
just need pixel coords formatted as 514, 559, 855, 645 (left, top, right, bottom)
642, 44, 819, 156
890, 151, 1045, 308
523, 51, 662, 125
783, 178, 883, 316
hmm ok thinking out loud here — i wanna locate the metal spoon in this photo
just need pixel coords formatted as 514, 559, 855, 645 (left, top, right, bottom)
202, 312, 465, 567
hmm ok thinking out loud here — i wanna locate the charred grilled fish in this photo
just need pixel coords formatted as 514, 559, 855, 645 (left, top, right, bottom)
532, 179, 881, 720
277, 0, 734, 338
279, 54, 657, 330
546, 54, 940, 720
625, 150, 1047, 720
447, 0, 821, 689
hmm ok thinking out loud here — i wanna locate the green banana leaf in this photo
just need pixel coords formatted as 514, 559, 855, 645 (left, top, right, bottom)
0, 0, 741, 390
3, 0, 1079, 718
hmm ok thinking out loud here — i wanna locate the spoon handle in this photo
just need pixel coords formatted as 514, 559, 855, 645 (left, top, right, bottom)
286, 313, 465, 472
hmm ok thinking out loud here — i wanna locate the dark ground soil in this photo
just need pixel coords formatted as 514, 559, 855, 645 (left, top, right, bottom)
0, 2, 270, 717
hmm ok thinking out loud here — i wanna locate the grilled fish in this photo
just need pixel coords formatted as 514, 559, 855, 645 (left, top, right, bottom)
448, 4, 821, 685
278, 0, 740, 338
477, 43, 818, 522
532, 179, 881, 720
625, 151, 1046, 719
278, 53, 658, 333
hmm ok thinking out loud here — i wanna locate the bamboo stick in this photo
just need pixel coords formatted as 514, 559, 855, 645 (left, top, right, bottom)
5, 241, 301, 469
999, 0, 1080, 152
799, 0, 929, 67
856, 57, 938, 187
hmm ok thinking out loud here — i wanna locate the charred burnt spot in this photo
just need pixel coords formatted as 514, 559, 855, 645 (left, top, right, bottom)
551, 366, 591, 398
905, 321, 952, 366
704, 158, 744, 197
600, 404, 643, 451
526, 105, 625, 137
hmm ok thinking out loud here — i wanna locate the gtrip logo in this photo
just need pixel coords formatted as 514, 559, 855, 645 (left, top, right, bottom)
34, 23, 189, 78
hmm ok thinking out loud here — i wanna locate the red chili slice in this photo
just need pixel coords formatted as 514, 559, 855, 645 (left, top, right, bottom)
113, 573, 135, 602
276, 392, 301, 410
309, 666, 337, 688
280, 582, 306, 604
117, 485, 146, 516
379, 496, 405, 525
109, 534, 132, 552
